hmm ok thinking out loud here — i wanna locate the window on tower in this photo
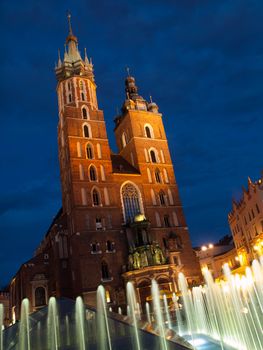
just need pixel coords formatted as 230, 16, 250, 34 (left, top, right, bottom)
92, 189, 101, 206
155, 169, 161, 183
101, 261, 110, 280
86, 144, 94, 159
89, 165, 97, 181
82, 107, 89, 119
144, 124, 154, 138
83, 124, 91, 138
106, 240, 115, 253
164, 215, 171, 227
159, 190, 166, 206
81, 92, 85, 101
150, 150, 157, 163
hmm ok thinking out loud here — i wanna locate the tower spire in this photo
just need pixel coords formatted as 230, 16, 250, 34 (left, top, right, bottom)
67, 11, 73, 35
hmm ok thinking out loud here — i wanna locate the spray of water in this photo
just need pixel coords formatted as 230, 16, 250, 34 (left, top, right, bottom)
18, 298, 31, 350
47, 296, 59, 350
96, 285, 112, 350
126, 282, 141, 350
75, 296, 86, 350
151, 279, 168, 350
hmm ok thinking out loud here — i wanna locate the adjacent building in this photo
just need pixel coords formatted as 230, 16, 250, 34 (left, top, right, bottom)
9, 16, 201, 320
0, 291, 10, 326
194, 235, 238, 279
228, 174, 263, 266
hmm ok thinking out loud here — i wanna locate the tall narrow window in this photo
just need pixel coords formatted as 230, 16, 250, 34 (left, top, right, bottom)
68, 94, 72, 103
92, 189, 100, 206
83, 125, 90, 138
150, 150, 157, 163
145, 126, 151, 138
159, 191, 166, 206
86, 144, 94, 159
81, 92, 85, 101
101, 261, 110, 280
164, 215, 170, 227
144, 124, 154, 138
82, 107, 89, 120
106, 240, 115, 252
155, 169, 161, 183
89, 166, 97, 181
121, 183, 143, 223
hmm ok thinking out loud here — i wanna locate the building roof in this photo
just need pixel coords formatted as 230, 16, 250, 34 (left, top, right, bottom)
111, 154, 140, 174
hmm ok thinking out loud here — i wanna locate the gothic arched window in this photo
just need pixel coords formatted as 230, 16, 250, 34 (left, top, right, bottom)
92, 189, 100, 206
89, 166, 97, 181
86, 144, 94, 159
83, 125, 90, 138
101, 261, 110, 280
155, 169, 161, 183
150, 150, 157, 163
82, 107, 89, 120
121, 183, 143, 223
159, 190, 166, 206
35, 287, 46, 307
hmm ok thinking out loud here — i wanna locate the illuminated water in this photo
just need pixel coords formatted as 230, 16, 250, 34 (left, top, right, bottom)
1, 258, 263, 349
177, 259, 263, 350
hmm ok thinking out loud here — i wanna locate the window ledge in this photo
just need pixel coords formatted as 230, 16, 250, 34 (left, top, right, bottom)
91, 251, 102, 255
101, 277, 113, 282
106, 250, 116, 254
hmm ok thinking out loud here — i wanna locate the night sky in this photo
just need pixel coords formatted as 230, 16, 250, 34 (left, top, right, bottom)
0, 0, 262, 287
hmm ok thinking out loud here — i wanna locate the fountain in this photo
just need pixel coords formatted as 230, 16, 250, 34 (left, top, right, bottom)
97, 285, 112, 350
47, 296, 59, 350
2, 257, 263, 350
75, 296, 86, 350
126, 281, 141, 350
151, 279, 169, 350
18, 298, 30, 350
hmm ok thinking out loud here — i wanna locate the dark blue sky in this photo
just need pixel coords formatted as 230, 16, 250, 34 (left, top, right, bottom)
0, 0, 262, 287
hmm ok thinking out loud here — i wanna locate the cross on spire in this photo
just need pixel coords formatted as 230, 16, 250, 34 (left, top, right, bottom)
126, 67, 130, 77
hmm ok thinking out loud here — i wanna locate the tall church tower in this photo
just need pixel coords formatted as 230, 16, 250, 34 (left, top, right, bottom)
54, 15, 200, 306
55, 15, 129, 304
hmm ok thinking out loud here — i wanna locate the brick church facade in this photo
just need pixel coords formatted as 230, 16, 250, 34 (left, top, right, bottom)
9, 16, 201, 321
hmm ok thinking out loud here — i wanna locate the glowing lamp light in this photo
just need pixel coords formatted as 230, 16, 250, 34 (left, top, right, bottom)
208, 243, 214, 249
254, 245, 259, 251
201, 246, 207, 251
188, 338, 208, 346
235, 256, 239, 261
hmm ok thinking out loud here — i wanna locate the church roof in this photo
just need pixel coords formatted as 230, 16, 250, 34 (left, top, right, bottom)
111, 154, 140, 174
